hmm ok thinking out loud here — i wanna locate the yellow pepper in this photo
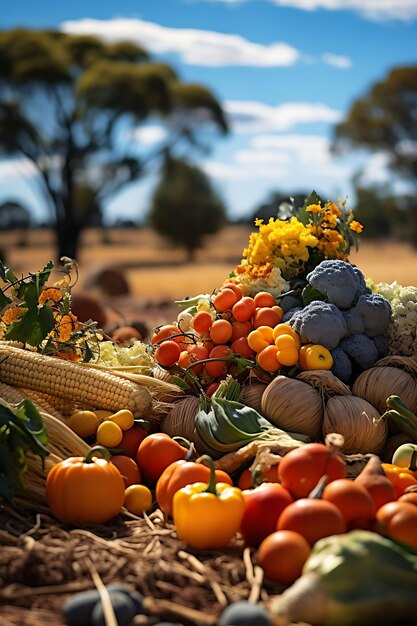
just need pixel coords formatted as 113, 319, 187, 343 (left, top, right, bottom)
172, 455, 244, 550
299, 343, 333, 371
381, 462, 417, 497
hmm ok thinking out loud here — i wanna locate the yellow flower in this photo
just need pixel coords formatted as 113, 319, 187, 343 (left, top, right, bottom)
306, 204, 323, 215
39, 288, 62, 305
350, 220, 363, 234
1, 306, 26, 325
325, 202, 342, 218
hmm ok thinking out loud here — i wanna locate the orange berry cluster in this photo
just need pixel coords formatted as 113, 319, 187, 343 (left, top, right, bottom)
151, 284, 334, 388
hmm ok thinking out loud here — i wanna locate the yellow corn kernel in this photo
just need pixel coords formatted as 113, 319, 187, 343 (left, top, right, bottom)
0, 345, 152, 418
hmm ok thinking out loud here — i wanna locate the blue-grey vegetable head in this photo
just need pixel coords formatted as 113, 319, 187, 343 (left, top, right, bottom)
339, 334, 379, 371
290, 300, 348, 350
355, 293, 392, 337
306, 260, 364, 310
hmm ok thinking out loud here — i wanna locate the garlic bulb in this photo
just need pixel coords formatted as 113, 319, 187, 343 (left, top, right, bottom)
352, 365, 417, 414
161, 396, 203, 451
242, 379, 267, 414
261, 375, 324, 439
323, 395, 387, 454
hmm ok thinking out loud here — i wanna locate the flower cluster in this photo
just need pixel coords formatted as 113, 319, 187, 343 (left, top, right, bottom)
370, 280, 417, 357
0, 259, 101, 362
231, 194, 363, 293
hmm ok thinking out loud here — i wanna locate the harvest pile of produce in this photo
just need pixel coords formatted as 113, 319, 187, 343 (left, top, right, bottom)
1, 193, 417, 626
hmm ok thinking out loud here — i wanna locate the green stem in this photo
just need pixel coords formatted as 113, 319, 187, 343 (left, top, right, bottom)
172, 436, 193, 454
198, 455, 218, 496
84, 445, 111, 464
409, 449, 417, 472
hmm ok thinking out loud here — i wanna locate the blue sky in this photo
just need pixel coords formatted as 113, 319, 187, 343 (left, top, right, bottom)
1, 0, 417, 222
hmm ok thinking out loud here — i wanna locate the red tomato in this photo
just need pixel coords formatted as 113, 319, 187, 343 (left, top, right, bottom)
240, 483, 294, 547
322, 479, 375, 529
136, 433, 188, 485
257, 530, 311, 585
376, 501, 417, 549
278, 498, 346, 546
278, 443, 346, 499
118, 422, 148, 458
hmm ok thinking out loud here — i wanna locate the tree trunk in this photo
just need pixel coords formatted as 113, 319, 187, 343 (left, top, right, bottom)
55, 216, 83, 262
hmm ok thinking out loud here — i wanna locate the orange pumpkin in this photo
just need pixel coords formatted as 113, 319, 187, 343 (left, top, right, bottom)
46, 446, 125, 524
156, 454, 232, 517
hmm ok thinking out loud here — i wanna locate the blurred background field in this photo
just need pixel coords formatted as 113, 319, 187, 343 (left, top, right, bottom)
1, 226, 416, 302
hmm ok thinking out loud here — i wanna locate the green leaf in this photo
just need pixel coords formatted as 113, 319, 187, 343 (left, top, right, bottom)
34, 260, 54, 288
6, 304, 55, 345
4, 267, 17, 283
15, 399, 49, 445
0, 290, 11, 311
298, 190, 323, 226
302, 284, 326, 306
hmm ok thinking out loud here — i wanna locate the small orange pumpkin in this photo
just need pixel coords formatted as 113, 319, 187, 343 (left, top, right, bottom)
46, 446, 125, 524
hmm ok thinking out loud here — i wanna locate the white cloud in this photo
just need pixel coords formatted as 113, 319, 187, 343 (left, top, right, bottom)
321, 53, 352, 68
203, 160, 286, 179
195, 0, 417, 21
225, 101, 342, 133
128, 125, 169, 146
61, 18, 300, 67
0, 158, 38, 179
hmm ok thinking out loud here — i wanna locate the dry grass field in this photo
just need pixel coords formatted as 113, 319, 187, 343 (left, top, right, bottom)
1, 225, 416, 307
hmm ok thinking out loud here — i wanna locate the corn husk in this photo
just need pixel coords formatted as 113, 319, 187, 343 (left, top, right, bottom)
261, 375, 324, 439
161, 395, 204, 451
323, 395, 387, 454
352, 356, 417, 414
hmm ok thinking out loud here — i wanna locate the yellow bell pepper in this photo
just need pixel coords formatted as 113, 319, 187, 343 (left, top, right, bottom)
172, 455, 244, 550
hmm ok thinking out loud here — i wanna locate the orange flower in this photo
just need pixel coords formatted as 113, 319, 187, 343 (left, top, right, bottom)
306, 203, 323, 215
1, 306, 26, 325
350, 220, 363, 234
39, 288, 63, 305
56, 313, 79, 342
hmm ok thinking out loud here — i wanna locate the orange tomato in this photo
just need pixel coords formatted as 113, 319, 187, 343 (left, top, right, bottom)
231, 319, 253, 341
151, 324, 182, 345
256, 345, 281, 373
209, 319, 233, 344
253, 291, 276, 308
205, 344, 232, 378
231, 336, 256, 359
155, 340, 181, 367
111, 455, 142, 488
398, 491, 417, 506
376, 501, 417, 549
192, 311, 213, 335
252, 307, 283, 329
213, 288, 238, 312
222, 282, 243, 301
118, 423, 148, 458
277, 498, 346, 546
238, 464, 279, 490
136, 433, 189, 485
278, 443, 346, 499
257, 530, 311, 585
232, 297, 256, 322
322, 479, 375, 528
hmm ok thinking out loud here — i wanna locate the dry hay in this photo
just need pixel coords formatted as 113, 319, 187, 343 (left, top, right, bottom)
0, 504, 280, 626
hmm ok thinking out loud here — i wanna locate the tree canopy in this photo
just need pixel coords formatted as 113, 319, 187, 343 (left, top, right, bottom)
333, 64, 417, 184
148, 156, 227, 260
0, 29, 228, 259
332, 64, 417, 244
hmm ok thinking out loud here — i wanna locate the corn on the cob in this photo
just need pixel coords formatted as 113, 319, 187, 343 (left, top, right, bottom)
19, 388, 77, 419
0, 344, 152, 418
